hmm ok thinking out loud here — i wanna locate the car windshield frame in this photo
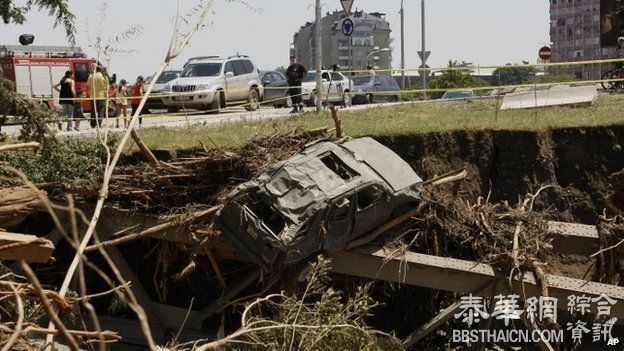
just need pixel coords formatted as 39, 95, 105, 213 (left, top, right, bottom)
180, 63, 222, 78
353, 76, 373, 86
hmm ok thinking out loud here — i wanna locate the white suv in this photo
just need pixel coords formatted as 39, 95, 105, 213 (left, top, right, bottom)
162, 55, 264, 113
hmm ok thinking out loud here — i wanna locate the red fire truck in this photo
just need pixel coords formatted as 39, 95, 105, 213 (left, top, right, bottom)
0, 45, 97, 112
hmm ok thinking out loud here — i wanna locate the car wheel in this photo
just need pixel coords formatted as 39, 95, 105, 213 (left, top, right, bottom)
166, 106, 179, 113
209, 91, 222, 114
284, 96, 293, 108
341, 92, 352, 107
245, 89, 259, 111
367, 94, 374, 104
307, 92, 317, 107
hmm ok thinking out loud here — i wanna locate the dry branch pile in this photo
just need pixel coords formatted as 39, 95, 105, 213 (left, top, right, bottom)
105, 127, 331, 212
193, 257, 403, 351
0, 268, 120, 350
383, 188, 554, 274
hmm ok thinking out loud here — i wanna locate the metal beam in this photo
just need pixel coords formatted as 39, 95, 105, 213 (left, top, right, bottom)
97, 222, 163, 324
403, 299, 461, 348
330, 246, 624, 318
546, 221, 599, 256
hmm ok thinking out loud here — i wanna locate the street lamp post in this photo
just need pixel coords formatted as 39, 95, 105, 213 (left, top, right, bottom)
366, 48, 390, 71
421, 0, 427, 100
400, 0, 405, 89
314, 0, 322, 112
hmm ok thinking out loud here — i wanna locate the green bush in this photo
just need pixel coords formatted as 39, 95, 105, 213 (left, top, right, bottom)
0, 137, 115, 187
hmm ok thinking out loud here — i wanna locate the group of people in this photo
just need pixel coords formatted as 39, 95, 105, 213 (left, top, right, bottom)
54, 66, 145, 132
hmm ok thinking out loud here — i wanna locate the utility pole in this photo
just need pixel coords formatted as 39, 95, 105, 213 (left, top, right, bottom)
315, 0, 322, 112
400, 0, 405, 89
420, 0, 427, 99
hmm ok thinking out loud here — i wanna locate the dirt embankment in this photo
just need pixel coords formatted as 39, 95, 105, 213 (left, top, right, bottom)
376, 125, 624, 224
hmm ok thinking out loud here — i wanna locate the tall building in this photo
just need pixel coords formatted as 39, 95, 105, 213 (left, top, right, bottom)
550, 0, 623, 79
292, 10, 392, 72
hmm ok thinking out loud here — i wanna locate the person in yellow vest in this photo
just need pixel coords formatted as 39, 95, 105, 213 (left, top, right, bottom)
86, 66, 109, 128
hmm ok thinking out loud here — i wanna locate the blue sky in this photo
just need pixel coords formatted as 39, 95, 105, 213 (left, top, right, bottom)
1, 0, 550, 79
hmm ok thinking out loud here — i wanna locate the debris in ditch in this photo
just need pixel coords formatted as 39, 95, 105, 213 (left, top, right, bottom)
595, 215, 624, 286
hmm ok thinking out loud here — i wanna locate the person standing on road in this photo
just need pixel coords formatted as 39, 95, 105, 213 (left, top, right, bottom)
616, 37, 624, 79
87, 66, 109, 128
130, 76, 145, 127
54, 71, 76, 131
286, 54, 307, 113
116, 79, 130, 129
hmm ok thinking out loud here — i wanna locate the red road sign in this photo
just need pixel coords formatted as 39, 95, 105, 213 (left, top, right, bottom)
539, 46, 552, 60
341, 0, 354, 17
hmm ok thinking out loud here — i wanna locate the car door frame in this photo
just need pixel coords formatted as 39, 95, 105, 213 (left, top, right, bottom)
231, 60, 248, 101
324, 190, 356, 251
223, 60, 236, 102
351, 182, 390, 239
330, 72, 345, 102
261, 72, 276, 101
372, 76, 385, 101
272, 72, 289, 103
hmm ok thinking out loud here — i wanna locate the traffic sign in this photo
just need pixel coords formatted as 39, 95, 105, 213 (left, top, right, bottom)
539, 46, 552, 61
342, 18, 354, 37
418, 50, 431, 63
341, 0, 354, 17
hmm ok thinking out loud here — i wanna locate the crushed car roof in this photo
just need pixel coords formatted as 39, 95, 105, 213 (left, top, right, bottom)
342, 138, 422, 191
259, 137, 422, 217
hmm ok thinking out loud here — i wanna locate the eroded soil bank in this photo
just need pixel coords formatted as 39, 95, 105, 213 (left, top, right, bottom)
376, 125, 624, 224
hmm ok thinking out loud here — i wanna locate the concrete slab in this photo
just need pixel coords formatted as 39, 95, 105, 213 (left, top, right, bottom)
500, 84, 598, 110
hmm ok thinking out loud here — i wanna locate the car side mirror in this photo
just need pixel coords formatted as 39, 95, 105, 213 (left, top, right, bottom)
263, 80, 271, 86
225, 71, 234, 78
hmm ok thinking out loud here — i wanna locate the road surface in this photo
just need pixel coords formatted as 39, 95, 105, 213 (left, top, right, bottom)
2, 102, 402, 138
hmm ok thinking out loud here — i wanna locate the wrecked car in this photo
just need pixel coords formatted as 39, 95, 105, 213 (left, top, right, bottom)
217, 137, 424, 268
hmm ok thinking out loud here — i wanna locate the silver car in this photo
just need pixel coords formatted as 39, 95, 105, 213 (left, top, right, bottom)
162, 55, 264, 113
145, 70, 181, 112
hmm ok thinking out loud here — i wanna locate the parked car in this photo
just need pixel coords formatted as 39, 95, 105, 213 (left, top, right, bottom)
144, 70, 181, 112
440, 89, 474, 101
351, 75, 401, 104
162, 55, 264, 113
260, 71, 291, 108
217, 137, 424, 269
301, 70, 352, 107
